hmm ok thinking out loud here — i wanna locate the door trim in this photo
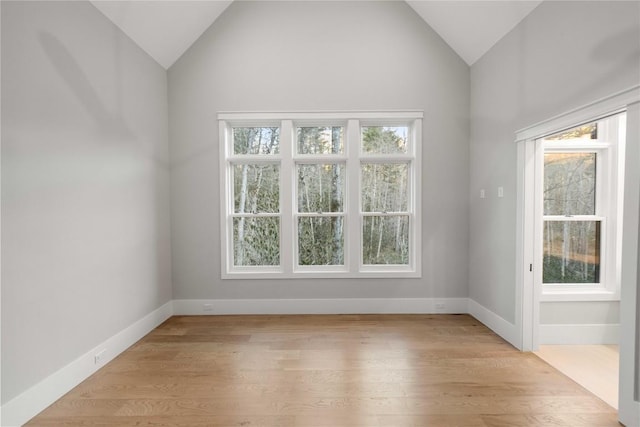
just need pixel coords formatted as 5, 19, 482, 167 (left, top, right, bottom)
515, 86, 640, 423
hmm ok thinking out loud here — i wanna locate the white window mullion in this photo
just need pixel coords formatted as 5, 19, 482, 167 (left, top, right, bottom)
597, 115, 620, 293
219, 120, 232, 277
346, 119, 361, 273
543, 215, 606, 221
411, 119, 422, 274
280, 120, 294, 274
614, 114, 626, 293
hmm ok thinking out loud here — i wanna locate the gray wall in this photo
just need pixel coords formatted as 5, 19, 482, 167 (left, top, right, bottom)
168, 1, 470, 300
1, 1, 172, 403
469, 1, 640, 324
539, 302, 620, 325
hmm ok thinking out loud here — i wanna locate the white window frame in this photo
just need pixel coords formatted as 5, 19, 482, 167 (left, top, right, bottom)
525, 110, 626, 302
219, 111, 422, 279
533, 113, 625, 301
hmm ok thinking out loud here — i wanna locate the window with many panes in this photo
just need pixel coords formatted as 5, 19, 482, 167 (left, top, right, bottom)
219, 112, 422, 278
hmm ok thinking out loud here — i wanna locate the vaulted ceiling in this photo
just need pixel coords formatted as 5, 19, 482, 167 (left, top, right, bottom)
91, 1, 542, 70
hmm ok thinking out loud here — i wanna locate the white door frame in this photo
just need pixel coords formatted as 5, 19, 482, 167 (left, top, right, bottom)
515, 137, 537, 351
618, 100, 640, 426
515, 85, 640, 424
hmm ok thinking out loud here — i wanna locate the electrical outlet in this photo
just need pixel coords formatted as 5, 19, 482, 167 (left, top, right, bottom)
435, 302, 446, 310
203, 303, 213, 312
94, 349, 107, 365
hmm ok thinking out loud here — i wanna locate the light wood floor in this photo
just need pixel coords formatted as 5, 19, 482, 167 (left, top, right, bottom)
27, 315, 619, 426
535, 345, 619, 410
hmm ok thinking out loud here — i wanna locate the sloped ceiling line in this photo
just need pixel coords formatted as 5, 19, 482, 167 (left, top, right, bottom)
91, 0, 542, 70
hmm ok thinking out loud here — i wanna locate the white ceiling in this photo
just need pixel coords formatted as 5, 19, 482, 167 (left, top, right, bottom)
407, 1, 542, 65
91, 1, 232, 69
91, 0, 542, 70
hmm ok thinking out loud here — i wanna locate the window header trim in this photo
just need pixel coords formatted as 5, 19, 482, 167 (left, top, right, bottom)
218, 111, 423, 122
515, 85, 639, 142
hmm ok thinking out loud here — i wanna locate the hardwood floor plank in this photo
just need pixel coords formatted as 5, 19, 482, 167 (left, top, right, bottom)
26, 415, 297, 427
25, 315, 617, 426
480, 413, 620, 427
535, 345, 619, 409
377, 414, 488, 427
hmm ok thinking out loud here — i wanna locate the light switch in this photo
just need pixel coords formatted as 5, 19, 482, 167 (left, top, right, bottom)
480, 189, 485, 199
498, 187, 504, 198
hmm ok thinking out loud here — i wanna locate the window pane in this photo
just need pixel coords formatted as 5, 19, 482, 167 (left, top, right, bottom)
361, 126, 408, 154
298, 164, 344, 213
298, 216, 344, 266
362, 216, 409, 265
233, 217, 280, 266
543, 220, 600, 283
297, 127, 344, 154
544, 153, 596, 215
361, 163, 408, 212
233, 127, 280, 155
544, 122, 597, 141
233, 164, 280, 213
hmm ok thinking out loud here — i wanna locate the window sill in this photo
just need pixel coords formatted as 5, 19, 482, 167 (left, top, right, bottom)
221, 270, 422, 280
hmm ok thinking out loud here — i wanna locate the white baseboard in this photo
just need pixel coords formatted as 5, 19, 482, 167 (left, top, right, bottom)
539, 323, 619, 345
1, 301, 173, 427
172, 298, 469, 315
467, 299, 520, 348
